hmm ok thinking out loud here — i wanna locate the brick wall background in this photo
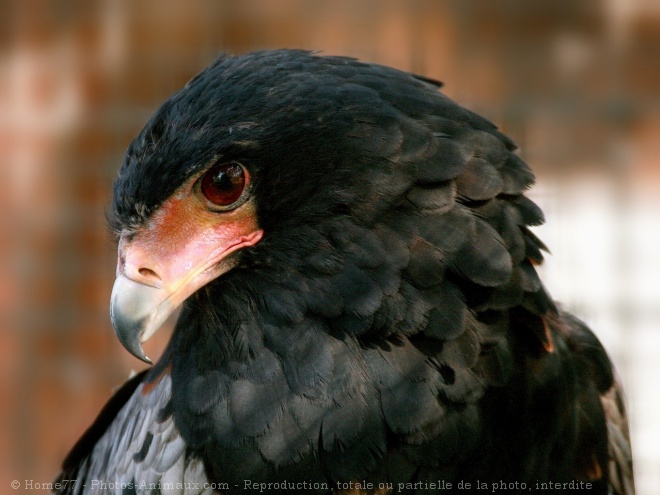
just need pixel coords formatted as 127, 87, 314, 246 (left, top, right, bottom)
1, 1, 658, 493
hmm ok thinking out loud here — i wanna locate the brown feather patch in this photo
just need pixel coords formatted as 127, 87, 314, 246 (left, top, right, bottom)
584, 454, 603, 480
541, 317, 554, 353
141, 364, 172, 396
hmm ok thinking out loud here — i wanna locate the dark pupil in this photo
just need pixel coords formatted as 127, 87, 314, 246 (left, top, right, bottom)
202, 163, 245, 206
214, 168, 236, 190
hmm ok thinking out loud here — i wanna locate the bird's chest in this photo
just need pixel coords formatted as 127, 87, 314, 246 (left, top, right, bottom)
170, 330, 393, 483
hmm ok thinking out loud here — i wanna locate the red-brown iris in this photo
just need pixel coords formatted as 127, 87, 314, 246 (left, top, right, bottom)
200, 162, 248, 208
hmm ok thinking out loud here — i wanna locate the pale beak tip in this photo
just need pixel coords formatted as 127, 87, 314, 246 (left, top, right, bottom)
110, 307, 154, 364
110, 275, 165, 364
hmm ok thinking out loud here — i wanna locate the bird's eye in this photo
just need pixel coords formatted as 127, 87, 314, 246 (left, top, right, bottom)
200, 162, 248, 209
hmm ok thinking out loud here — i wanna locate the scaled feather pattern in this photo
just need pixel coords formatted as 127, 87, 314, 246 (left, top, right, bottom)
56, 50, 633, 495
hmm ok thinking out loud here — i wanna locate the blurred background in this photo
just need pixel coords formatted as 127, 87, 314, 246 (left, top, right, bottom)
1, 0, 658, 493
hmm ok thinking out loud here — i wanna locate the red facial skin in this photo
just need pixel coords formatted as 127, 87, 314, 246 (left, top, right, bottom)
111, 166, 263, 359
118, 166, 262, 294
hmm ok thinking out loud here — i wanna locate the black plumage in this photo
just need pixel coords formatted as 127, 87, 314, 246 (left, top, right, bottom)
56, 50, 633, 495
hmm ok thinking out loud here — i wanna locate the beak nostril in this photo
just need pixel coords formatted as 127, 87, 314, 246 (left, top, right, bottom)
138, 267, 161, 281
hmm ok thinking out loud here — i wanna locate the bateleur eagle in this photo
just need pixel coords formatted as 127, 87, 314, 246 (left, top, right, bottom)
55, 50, 634, 495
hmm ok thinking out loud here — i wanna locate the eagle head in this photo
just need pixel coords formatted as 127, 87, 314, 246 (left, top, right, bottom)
108, 49, 537, 369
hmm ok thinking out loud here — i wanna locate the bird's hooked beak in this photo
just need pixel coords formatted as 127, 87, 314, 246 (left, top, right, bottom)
110, 190, 263, 363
